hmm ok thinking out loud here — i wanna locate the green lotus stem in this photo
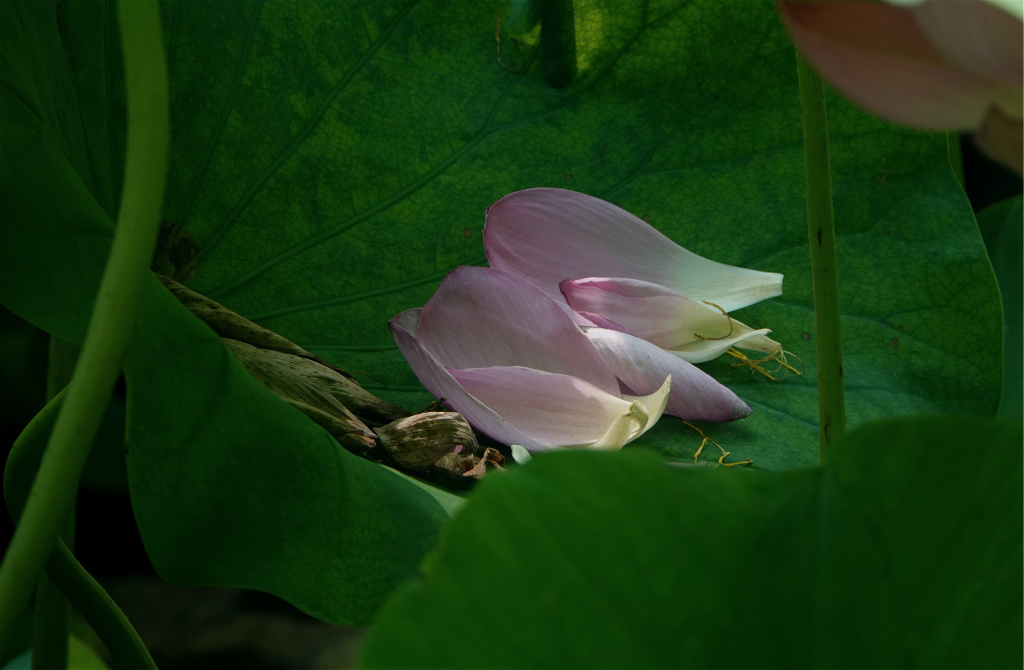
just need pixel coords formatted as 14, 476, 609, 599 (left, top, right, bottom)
46, 337, 79, 400
32, 574, 68, 670
0, 0, 168, 650
541, 0, 576, 89
48, 541, 158, 670
4, 391, 157, 670
32, 337, 79, 670
796, 52, 846, 456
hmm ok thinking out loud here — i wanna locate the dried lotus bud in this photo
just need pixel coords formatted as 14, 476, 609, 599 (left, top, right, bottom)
224, 338, 376, 456
223, 338, 406, 424
373, 412, 479, 471
160, 275, 407, 422
159, 274, 319, 360
429, 446, 506, 490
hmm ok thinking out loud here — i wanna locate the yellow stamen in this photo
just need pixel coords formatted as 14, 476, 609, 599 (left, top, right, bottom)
726, 347, 804, 381
694, 301, 735, 341
683, 421, 750, 467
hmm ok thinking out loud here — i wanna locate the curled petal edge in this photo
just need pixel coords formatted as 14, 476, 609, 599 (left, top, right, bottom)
591, 375, 672, 450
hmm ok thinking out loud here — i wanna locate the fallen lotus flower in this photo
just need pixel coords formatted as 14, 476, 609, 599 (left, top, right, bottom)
560, 277, 781, 364
778, 0, 1023, 173
390, 267, 752, 450
484, 188, 783, 315
484, 188, 786, 377
390, 267, 749, 453
390, 266, 670, 452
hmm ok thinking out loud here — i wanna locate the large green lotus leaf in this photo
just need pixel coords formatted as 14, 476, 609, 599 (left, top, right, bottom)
0, 0, 459, 625
359, 415, 1023, 668
978, 196, 1022, 422
124, 276, 461, 624
152, 0, 1001, 469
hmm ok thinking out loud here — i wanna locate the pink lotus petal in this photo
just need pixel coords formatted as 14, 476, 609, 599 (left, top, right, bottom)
572, 310, 629, 333
389, 309, 548, 451
975, 104, 1024, 173
584, 327, 752, 422
415, 266, 620, 395
778, 0, 1011, 129
910, 0, 1023, 86
451, 366, 668, 450
562, 278, 780, 362
483, 188, 783, 313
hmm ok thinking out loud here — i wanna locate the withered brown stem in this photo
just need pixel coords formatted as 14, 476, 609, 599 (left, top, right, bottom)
159, 272, 505, 488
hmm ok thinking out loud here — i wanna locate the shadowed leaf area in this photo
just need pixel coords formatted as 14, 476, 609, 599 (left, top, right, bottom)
360, 415, 1023, 669
977, 195, 1022, 421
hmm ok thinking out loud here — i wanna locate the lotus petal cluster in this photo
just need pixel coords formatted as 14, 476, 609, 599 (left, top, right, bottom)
391, 189, 786, 454
778, 0, 1023, 173
390, 266, 675, 453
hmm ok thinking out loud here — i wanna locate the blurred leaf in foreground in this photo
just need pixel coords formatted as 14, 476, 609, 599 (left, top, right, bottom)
361, 415, 1023, 669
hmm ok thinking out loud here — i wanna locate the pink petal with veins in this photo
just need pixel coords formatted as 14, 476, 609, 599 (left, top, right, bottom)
451, 366, 662, 449
484, 188, 782, 313
389, 267, 672, 451
562, 278, 779, 363
585, 327, 752, 422
390, 308, 547, 450
415, 266, 620, 395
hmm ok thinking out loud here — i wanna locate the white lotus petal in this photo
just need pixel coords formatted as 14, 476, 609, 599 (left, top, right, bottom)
510, 444, 532, 463
670, 329, 779, 364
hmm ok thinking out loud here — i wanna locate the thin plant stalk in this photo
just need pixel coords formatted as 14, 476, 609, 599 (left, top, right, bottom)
5, 391, 156, 670
0, 0, 169, 649
796, 52, 846, 457
31, 337, 80, 670
31, 575, 68, 670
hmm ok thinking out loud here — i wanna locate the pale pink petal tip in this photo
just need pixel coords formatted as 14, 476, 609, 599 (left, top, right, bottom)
484, 188, 783, 313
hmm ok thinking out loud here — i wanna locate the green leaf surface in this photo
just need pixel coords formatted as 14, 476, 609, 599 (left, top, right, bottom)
359, 415, 1024, 669
0, 0, 460, 625
123, 276, 461, 624
978, 196, 1023, 422
0, 115, 460, 622
165, 0, 999, 468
